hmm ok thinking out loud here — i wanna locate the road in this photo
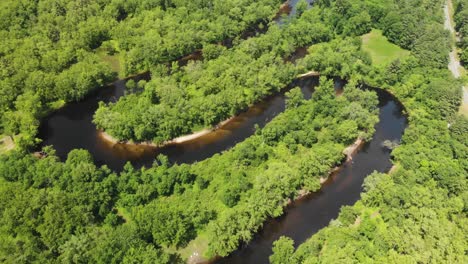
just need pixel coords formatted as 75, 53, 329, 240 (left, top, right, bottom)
445, 0, 468, 114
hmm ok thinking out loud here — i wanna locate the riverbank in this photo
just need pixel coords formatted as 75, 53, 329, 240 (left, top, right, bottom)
99, 70, 323, 149
99, 117, 235, 148
275, 1, 291, 19
208, 85, 407, 264
297, 70, 320, 78
99, 69, 325, 149
190, 137, 367, 264
318, 138, 364, 183
297, 138, 365, 200
98, 72, 366, 162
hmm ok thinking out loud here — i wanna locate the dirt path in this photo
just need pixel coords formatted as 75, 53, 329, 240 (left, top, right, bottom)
445, 0, 468, 115
444, 3, 455, 35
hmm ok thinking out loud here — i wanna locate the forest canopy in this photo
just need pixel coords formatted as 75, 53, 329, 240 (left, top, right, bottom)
0, 0, 466, 263
270, 0, 467, 263
454, 0, 468, 64
0, 0, 283, 148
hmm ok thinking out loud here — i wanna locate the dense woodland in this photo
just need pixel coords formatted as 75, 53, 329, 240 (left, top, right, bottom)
94, 0, 453, 144
270, 0, 468, 263
0, 78, 379, 262
0, 0, 467, 263
93, 5, 332, 143
0, 0, 283, 148
93, 0, 386, 143
455, 0, 468, 64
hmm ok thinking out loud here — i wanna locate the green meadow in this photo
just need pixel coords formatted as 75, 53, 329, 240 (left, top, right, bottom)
362, 29, 410, 66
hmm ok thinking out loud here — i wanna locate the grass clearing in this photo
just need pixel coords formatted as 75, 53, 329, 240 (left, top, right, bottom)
115, 205, 211, 262
0, 135, 15, 155
96, 45, 123, 78
115, 207, 133, 224
99, 52, 122, 77
362, 29, 410, 66
175, 232, 210, 263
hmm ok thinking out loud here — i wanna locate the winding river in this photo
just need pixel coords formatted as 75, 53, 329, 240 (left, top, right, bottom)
38, 1, 407, 263
38, 0, 315, 171
213, 88, 407, 264
38, 76, 322, 171
38, 75, 407, 264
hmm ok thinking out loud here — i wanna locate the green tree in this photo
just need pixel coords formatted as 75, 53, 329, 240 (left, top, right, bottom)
296, 0, 309, 16
285, 87, 304, 109
270, 236, 295, 264
126, 79, 136, 92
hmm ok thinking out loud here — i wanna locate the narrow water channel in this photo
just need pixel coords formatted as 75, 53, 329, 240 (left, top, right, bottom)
214, 88, 407, 264
38, 76, 322, 171
38, 0, 310, 171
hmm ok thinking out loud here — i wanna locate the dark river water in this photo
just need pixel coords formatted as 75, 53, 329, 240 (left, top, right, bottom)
37, 1, 407, 263
214, 88, 407, 264
39, 76, 321, 171
38, 73, 407, 264
38, 0, 313, 171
